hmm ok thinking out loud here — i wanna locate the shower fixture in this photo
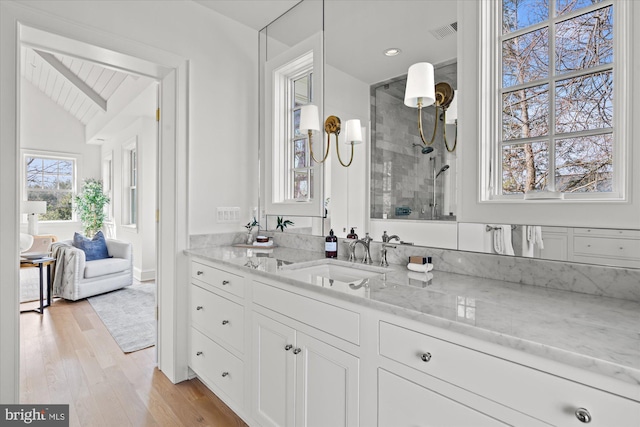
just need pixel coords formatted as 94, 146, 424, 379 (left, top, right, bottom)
412, 143, 434, 154
436, 164, 450, 178
430, 159, 450, 220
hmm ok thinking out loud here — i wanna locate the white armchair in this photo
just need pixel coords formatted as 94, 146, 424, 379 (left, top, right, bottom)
52, 239, 133, 301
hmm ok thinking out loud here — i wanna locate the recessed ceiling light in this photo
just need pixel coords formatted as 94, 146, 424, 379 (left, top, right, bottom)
384, 48, 402, 57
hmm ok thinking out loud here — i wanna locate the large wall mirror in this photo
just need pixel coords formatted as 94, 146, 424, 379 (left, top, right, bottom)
259, 0, 640, 270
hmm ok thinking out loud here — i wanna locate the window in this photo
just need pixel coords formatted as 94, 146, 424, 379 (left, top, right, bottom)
263, 31, 324, 217
23, 152, 76, 221
484, 0, 629, 200
123, 140, 138, 227
102, 154, 113, 221
290, 71, 314, 200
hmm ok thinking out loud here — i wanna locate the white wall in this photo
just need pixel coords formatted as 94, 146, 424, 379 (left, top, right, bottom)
19, 76, 102, 241
13, 0, 259, 236
325, 64, 370, 238
101, 115, 157, 282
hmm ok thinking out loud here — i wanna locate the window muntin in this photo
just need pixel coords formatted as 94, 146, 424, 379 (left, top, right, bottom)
499, 0, 614, 196
25, 154, 75, 221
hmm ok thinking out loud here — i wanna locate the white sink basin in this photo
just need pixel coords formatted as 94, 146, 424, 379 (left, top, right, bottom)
279, 260, 390, 291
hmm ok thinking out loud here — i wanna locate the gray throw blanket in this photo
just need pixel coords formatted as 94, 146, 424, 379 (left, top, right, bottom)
51, 242, 81, 298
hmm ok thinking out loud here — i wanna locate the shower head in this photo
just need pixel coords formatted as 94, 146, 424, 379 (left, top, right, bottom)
412, 144, 434, 154
436, 164, 450, 178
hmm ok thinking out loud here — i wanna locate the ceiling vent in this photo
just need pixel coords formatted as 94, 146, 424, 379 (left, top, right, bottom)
430, 22, 458, 40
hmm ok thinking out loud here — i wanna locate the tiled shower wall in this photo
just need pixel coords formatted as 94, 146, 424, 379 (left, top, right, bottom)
371, 61, 458, 220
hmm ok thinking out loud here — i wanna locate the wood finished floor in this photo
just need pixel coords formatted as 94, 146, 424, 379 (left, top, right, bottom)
20, 296, 248, 427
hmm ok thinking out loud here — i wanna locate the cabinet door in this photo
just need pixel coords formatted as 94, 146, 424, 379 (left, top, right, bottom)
378, 369, 508, 427
252, 313, 296, 427
295, 333, 359, 427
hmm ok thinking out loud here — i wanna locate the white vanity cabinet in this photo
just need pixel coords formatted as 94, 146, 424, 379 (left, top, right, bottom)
187, 255, 639, 427
377, 320, 640, 427
189, 260, 247, 415
251, 283, 359, 427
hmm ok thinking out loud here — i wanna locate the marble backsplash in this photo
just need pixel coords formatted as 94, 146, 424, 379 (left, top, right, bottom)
189, 231, 640, 302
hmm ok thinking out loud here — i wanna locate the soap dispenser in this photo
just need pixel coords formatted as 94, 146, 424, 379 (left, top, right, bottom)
325, 229, 338, 258
347, 227, 358, 240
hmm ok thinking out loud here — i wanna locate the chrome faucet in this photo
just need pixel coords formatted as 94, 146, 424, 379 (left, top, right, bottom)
348, 233, 373, 264
380, 231, 400, 267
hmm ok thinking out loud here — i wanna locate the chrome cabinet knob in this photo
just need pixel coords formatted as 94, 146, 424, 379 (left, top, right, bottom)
420, 352, 432, 362
196, 351, 203, 356
222, 280, 230, 285
196, 271, 203, 275
221, 372, 229, 377
196, 306, 203, 310
575, 408, 592, 423
293, 348, 302, 355
284, 344, 293, 351
222, 320, 229, 325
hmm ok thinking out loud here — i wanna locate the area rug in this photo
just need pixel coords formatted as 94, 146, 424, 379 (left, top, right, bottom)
20, 268, 42, 303
88, 282, 156, 353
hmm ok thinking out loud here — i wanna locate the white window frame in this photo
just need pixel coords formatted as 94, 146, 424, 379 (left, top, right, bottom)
21, 149, 81, 223
289, 69, 314, 201
264, 32, 324, 217
479, 0, 632, 203
122, 138, 138, 228
102, 151, 114, 222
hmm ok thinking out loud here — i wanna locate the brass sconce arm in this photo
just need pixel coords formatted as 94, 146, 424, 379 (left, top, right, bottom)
308, 129, 331, 163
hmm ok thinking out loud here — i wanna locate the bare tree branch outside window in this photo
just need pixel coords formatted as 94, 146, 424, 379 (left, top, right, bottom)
501, 0, 613, 195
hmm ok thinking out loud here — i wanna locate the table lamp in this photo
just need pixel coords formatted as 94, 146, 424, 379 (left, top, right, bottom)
21, 201, 47, 235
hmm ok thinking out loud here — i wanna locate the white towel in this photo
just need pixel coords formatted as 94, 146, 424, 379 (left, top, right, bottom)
407, 263, 434, 273
407, 271, 434, 282
492, 225, 514, 256
253, 240, 273, 247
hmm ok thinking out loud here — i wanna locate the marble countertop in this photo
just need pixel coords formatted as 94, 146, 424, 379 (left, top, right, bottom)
186, 245, 640, 388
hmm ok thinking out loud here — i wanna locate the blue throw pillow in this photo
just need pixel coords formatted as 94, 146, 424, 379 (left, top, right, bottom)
72, 231, 111, 261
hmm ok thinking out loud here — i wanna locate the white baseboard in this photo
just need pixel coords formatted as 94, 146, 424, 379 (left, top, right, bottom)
134, 267, 156, 282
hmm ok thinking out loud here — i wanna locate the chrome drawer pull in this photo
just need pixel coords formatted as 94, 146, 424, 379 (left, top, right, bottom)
221, 372, 229, 377
196, 306, 203, 310
284, 344, 293, 351
222, 280, 230, 285
420, 352, 432, 362
196, 271, 204, 275
575, 408, 591, 423
222, 320, 229, 325
293, 348, 302, 355
196, 351, 203, 356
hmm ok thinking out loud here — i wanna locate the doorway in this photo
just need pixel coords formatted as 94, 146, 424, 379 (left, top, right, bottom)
1, 16, 189, 401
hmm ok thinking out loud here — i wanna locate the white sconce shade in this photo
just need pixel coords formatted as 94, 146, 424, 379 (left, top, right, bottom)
299, 104, 320, 131
446, 90, 458, 123
404, 62, 436, 108
344, 119, 363, 144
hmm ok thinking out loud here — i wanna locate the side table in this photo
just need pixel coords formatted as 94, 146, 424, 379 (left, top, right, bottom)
20, 256, 55, 314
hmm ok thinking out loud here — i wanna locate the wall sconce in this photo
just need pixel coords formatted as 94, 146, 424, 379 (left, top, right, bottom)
300, 105, 363, 167
404, 62, 457, 152
21, 200, 47, 235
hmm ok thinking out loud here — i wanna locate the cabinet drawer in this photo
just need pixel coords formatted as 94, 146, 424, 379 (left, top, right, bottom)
378, 369, 508, 427
379, 321, 640, 426
191, 261, 244, 298
574, 228, 640, 238
191, 284, 244, 353
573, 236, 640, 260
254, 281, 360, 345
191, 328, 244, 405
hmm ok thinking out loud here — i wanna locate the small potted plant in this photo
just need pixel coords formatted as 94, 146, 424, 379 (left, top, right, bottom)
74, 178, 110, 238
276, 216, 294, 232
244, 217, 259, 244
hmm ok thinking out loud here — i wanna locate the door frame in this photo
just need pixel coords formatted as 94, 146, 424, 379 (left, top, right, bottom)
0, 2, 189, 401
